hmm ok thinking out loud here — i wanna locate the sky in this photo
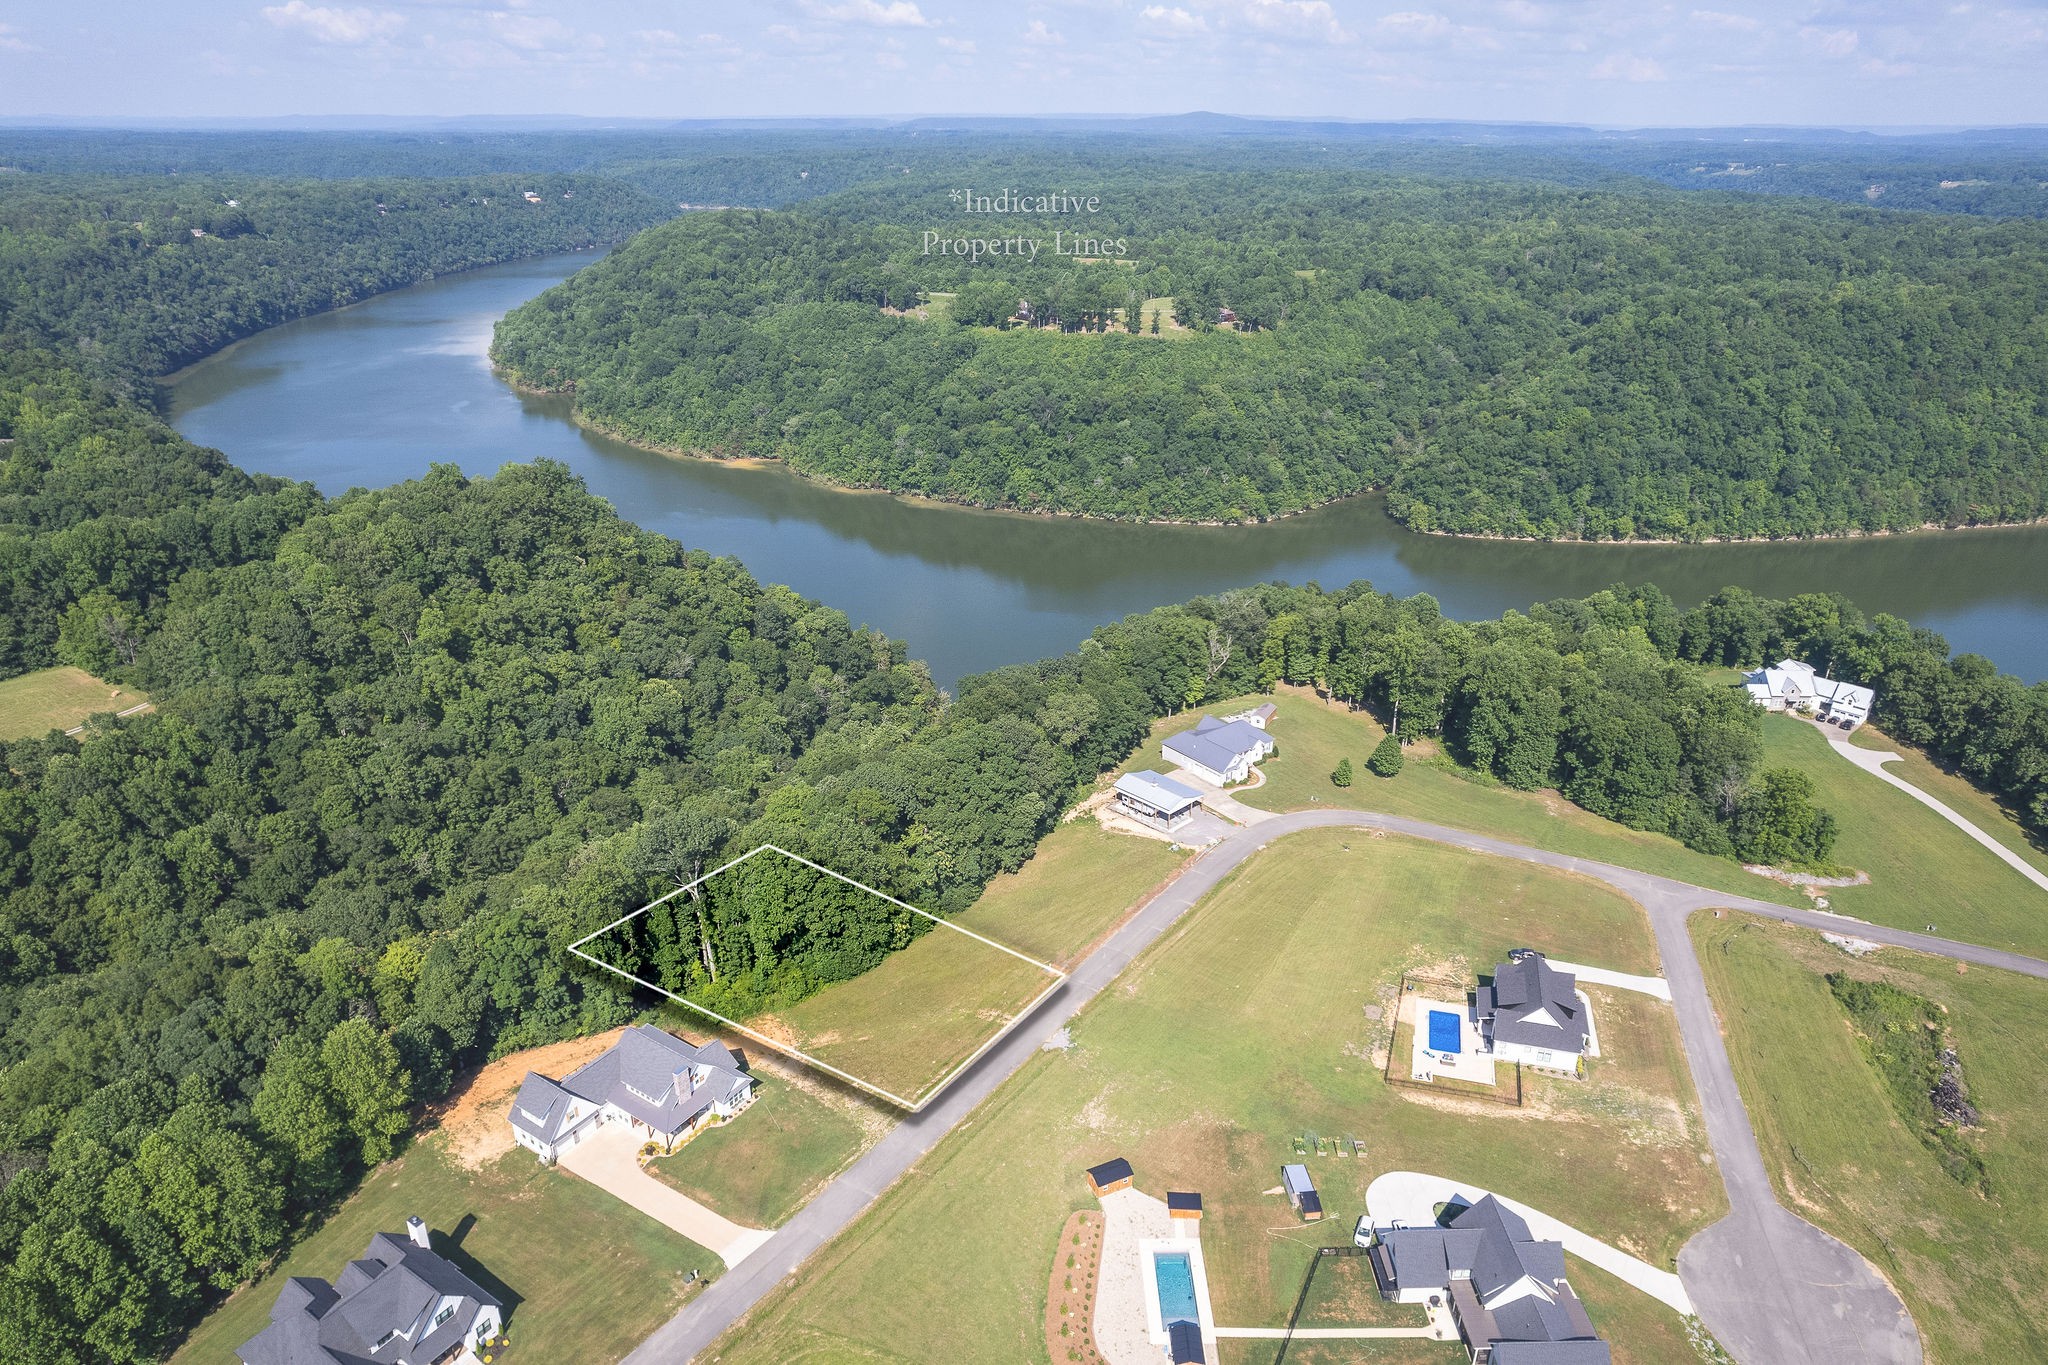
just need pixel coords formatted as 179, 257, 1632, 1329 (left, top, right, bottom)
1, 0, 2043, 128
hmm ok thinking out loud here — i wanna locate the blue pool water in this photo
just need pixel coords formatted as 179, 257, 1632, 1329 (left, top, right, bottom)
1428, 1009, 1463, 1054
1154, 1251, 1199, 1325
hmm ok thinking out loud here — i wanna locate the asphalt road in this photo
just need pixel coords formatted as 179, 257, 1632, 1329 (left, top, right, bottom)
629, 805, 2044, 1363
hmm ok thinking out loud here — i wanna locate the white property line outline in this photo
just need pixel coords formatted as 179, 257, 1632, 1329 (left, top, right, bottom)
567, 844, 1068, 1112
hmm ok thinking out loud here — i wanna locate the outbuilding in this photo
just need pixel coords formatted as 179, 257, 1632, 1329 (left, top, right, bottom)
1086, 1157, 1135, 1196
1113, 771, 1206, 831
1282, 1163, 1323, 1221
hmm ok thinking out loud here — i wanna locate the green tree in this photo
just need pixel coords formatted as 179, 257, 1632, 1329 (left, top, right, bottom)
321, 1019, 414, 1168
1368, 735, 1404, 777
133, 1105, 286, 1290
1331, 757, 1354, 787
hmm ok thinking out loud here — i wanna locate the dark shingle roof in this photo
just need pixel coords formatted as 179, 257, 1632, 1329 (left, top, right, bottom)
1086, 1157, 1133, 1186
1166, 1191, 1204, 1212
1485, 953, 1588, 1053
1372, 1196, 1605, 1358
236, 1230, 500, 1365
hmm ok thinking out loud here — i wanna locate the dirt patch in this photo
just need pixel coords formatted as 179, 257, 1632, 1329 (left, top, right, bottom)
1046, 1209, 1108, 1365
429, 1027, 626, 1170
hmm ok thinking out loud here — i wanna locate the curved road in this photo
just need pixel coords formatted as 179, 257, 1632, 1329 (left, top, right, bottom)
630, 807, 2048, 1363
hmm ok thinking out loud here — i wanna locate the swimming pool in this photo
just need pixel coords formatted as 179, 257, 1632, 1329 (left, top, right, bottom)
1154, 1250, 1199, 1325
1428, 1009, 1462, 1054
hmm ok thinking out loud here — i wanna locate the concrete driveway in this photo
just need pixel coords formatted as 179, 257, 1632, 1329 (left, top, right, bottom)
557, 1125, 774, 1268
1824, 727, 2048, 896
1365, 1170, 1692, 1314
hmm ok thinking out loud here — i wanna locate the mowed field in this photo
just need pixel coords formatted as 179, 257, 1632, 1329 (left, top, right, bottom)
1848, 723, 2048, 879
173, 1138, 719, 1365
745, 823, 1188, 1103
1125, 692, 1801, 906
710, 829, 1721, 1365
0, 665, 144, 739
1758, 714, 2048, 955
1694, 913, 2048, 1362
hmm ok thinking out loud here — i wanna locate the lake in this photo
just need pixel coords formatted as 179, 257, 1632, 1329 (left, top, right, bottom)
170, 251, 2048, 687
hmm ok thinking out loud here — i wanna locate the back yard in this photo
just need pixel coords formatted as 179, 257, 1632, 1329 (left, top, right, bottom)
0, 665, 145, 739
709, 828, 1721, 1365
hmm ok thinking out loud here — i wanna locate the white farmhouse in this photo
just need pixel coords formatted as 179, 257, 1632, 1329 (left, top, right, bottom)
1742, 658, 1875, 728
1162, 715, 1275, 786
1474, 950, 1592, 1076
510, 1025, 755, 1161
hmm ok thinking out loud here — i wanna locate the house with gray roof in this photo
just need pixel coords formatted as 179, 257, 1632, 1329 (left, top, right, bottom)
1358, 1195, 1610, 1365
1162, 715, 1275, 786
1474, 950, 1592, 1076
509, 1024, 755, 1162
236, 1217, 503, 1365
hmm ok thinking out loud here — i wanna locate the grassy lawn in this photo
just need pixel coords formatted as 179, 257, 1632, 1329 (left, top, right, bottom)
1759, 714, 2048, 955
0, 665, 144, 739
711, 829, 1720, 1364
740, 822, 1185, 1105
647, 1073, 872, 1226
173, 1138, 718, 1364
1693, 912, 2048, 1362
1124, 692, 1802, 908
1849, 723, 2048, 877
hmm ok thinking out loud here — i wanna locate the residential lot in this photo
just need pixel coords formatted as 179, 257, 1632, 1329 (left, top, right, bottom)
1695, 912, 2048, 1363
648, 1069, 875, 1228
172, 1138, 719, 1364
711, 829, 1721, 1365
738, 821, 1187, 1103
1124, 692, 1803, 907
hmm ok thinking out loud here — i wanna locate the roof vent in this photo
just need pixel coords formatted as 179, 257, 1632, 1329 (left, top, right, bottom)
406, 1216, 430, 1249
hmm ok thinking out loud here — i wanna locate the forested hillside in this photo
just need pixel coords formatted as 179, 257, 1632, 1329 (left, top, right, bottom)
0, 172, 668, 376
493, 170, 2048, 539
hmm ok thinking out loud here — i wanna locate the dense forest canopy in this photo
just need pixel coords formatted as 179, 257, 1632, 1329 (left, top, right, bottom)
0, 172, 669, 377
494, 166, 2048, 538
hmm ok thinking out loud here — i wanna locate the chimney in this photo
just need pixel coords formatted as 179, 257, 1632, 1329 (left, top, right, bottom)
406, 1216, 430, 1249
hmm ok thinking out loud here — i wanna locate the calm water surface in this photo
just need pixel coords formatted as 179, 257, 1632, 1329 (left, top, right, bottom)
170, 252, 2048, 687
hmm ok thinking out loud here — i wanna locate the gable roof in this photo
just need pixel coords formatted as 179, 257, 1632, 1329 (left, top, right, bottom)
1483, 953, 1588, 1053
1086, 1156, 1134, 1187
1281, 1163, 1315, 1195
1163, 716, 1270, 775
1373, 1196, 1604, 1359
1114, 770, 1205, 813
236, 1229, 499, 1365
521, 1025, 752, 1142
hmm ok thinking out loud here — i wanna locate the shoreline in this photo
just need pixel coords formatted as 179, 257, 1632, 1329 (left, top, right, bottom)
497, 374, 2048, 546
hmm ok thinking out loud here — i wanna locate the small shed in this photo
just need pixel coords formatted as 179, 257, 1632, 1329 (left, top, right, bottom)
1167, 1319, 1206, 1362
1167, 1190, 1203, 1223
1282, 1164, 1323, 1221
1086, 1157, 1134, 1196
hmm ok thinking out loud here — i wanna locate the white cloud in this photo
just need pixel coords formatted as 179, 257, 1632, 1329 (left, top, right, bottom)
1496, 0, 1549, 25
0, 22, 34, 52
1231, 0, 1351, 43
1141, 5, 1211, 33
937, 35, 977, 53
1803, 25, 1861, 55
635, 28, 680, 45
260, 1, 404, 44
1690, 9, 1761, 30
1860, 56, 1916, 74
1023, 19, 1065, 43
1379, 11, 1453, 41
1591, 52, 1667, 80
800, 0, 934, 27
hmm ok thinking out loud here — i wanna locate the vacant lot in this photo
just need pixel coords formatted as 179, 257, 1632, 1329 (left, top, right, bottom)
649, 1072, 873, 1226
738, 821, 1186, 1104
173, 1138, 718, 1364
712, 829, 1717, 1365
1759, 714, 2048, 955
0, 665, 143, 739
1126, 692, 1800, 907
1694, 912, 2048, 1362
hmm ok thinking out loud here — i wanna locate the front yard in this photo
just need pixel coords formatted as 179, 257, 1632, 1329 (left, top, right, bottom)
172, 1137, 719, 1364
